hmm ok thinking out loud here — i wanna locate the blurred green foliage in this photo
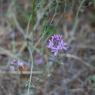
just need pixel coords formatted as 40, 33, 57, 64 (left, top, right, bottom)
88, 75, 95, 88
42, 22, 56, 40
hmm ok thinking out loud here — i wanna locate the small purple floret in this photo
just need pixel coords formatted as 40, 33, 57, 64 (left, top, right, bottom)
47, 34, 68, 56
10, 58, 24, 67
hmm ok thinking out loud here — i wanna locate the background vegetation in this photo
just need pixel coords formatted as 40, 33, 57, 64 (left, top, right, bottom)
0, 0, 95, 95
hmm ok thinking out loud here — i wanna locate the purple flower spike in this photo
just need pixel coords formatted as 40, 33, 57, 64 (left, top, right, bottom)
47, 34, 68, 56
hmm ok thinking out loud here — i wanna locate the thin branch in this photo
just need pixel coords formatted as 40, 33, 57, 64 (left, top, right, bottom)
60, 53, 95, 70
0, 71, 43, 75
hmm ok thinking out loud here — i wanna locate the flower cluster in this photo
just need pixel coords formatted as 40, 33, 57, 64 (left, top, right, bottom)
10, 58, 28, 72
47, 34, 68, 56
10, 58, 24, 67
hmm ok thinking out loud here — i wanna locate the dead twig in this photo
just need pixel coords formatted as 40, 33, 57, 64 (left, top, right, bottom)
0, 71, 43, 75
60, 53, 95, 70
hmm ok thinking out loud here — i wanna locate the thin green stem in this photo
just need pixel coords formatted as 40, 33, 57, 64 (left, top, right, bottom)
72, 0, 86, 33
27, 45, 34, 95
